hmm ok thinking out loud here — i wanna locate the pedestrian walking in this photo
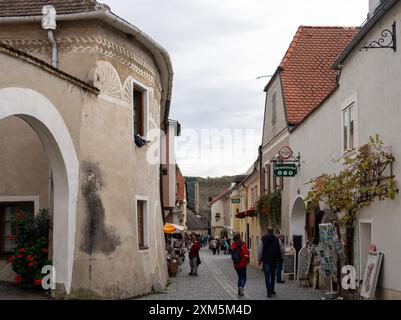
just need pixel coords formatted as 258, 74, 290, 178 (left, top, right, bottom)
231, 234, 249, 297
223, 238, 229, 255
210, 238, 218, 255
258, 227, 282, 298
276, 232, 286, 284
216, 237, 221, 255
188, 237, 201, 276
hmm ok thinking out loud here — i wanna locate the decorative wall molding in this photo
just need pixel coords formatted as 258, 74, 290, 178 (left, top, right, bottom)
122, 76, 135, 104
88, 61, 158, 123
0, 36, 156, 83
89, 61, 122, 100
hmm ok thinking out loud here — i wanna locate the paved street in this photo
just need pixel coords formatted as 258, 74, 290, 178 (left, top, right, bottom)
0, 281, 50, 300
140, 248, 323, 300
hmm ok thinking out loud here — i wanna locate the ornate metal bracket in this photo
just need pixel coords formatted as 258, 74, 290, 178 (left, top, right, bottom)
360, 22, 397, 52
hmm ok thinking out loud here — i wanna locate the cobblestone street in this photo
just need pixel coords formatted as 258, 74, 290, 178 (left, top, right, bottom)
0, 282, 50, 300
140, 248, 323, 300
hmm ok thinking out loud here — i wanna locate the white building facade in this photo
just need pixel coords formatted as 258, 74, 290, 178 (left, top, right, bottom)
289, 0, 401, 299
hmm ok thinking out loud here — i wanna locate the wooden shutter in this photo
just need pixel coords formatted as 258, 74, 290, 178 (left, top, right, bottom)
137, 201, 144, 249
266, 164, 271, 194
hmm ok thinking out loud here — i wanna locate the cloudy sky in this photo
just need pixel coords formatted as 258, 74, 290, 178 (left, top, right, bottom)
109, 0, 368, 177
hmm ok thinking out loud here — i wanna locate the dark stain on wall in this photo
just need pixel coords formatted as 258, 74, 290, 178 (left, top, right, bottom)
80, 162, 121, 255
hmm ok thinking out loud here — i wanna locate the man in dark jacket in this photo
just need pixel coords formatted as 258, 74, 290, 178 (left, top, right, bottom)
258, 227, 282, 297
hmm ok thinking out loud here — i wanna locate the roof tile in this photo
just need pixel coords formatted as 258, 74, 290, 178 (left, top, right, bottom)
0, 0, 102, 17
278, 26, 358, 125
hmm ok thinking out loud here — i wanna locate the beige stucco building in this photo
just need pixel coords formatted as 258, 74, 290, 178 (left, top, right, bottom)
210, 189, 231, 238
228, 163, 262, 267
0, 0, 174, 299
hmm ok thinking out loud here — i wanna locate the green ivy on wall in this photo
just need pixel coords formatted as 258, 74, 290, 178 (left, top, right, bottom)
256, 191, 282, 231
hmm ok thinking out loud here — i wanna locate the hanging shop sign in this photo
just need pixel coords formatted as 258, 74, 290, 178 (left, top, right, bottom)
274, 163, 298, 177
231, 198, 241, 204
278, 145, 294, 160
283, 245, 296, 277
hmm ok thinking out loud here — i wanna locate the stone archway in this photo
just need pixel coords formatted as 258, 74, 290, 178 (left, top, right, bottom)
290, 196, 307, 247
0, 87, 78, 293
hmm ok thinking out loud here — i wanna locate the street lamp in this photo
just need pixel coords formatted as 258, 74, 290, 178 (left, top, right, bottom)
256, 75, 273, 80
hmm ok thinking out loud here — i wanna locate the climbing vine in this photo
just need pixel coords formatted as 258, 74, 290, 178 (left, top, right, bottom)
256, 191, 282, 231
305, 135, 398, 263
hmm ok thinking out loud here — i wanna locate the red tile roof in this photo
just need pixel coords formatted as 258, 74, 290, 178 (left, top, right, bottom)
0, 0, 106, 17
278, 26, 358, 125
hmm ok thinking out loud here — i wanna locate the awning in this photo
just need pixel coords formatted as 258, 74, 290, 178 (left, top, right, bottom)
163, 223, 185, 234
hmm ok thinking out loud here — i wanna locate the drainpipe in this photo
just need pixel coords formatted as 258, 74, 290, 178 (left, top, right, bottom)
41, 5, 58, 68
47, 30, 58, 68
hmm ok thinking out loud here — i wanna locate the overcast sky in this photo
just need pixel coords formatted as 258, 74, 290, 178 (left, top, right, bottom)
109, 0, 368, 177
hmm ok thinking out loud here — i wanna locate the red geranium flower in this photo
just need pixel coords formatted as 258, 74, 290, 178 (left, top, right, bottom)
17, 254, 23, 259
28, 262, 34, 267
15, 275, 22, 283
42, 248, 49, 254
7, 235, 15, 241
19, 248, 27, 253
27, 255, 34, 262
34, 279, 42, 286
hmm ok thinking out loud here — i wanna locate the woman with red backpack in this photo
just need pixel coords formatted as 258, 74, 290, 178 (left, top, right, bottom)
231, 234, 249, 297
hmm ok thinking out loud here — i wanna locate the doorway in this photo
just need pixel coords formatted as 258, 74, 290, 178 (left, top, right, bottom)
290, 196, 307, 247
359, 220, 373, 280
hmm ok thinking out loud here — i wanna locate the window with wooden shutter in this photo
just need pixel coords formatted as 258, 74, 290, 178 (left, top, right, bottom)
260, 166, 265, 197
342, 102, 356, 153
0, 202, 34, 257
133, 86, 145, 137
272, 92, 277, 125
265, 164, 271, 194
137, 200, 147, 250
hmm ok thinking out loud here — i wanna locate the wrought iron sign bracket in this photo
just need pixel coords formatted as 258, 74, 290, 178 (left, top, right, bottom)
360, 21, 397, 52
271, 152, 301, 168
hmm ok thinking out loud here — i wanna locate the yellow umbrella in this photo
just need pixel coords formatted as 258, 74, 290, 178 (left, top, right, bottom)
164, 223, 184, 234
164, 223, 177, 234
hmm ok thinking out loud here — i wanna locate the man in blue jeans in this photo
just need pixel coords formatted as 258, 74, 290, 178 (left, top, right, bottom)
258, 227, 282, 298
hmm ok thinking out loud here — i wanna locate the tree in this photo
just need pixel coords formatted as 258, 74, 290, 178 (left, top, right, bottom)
305, 135, 397, 263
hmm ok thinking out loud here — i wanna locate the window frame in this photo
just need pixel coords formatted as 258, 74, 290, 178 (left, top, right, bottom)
131, 80, 150, 143
341, 94, 358, 155
264, 163, 271, 194
135, 196, 149, 251
0, 201, 35, 257
272, 92, 277, 125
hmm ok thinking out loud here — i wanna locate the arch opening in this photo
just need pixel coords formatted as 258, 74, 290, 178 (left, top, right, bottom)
290, 196, 307, 248
0, 88, 78, 294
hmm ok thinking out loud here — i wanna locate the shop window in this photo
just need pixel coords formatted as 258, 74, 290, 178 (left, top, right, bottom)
0, 202, 34, 257
136, 199, 148, 250
343, 102, 356, 153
